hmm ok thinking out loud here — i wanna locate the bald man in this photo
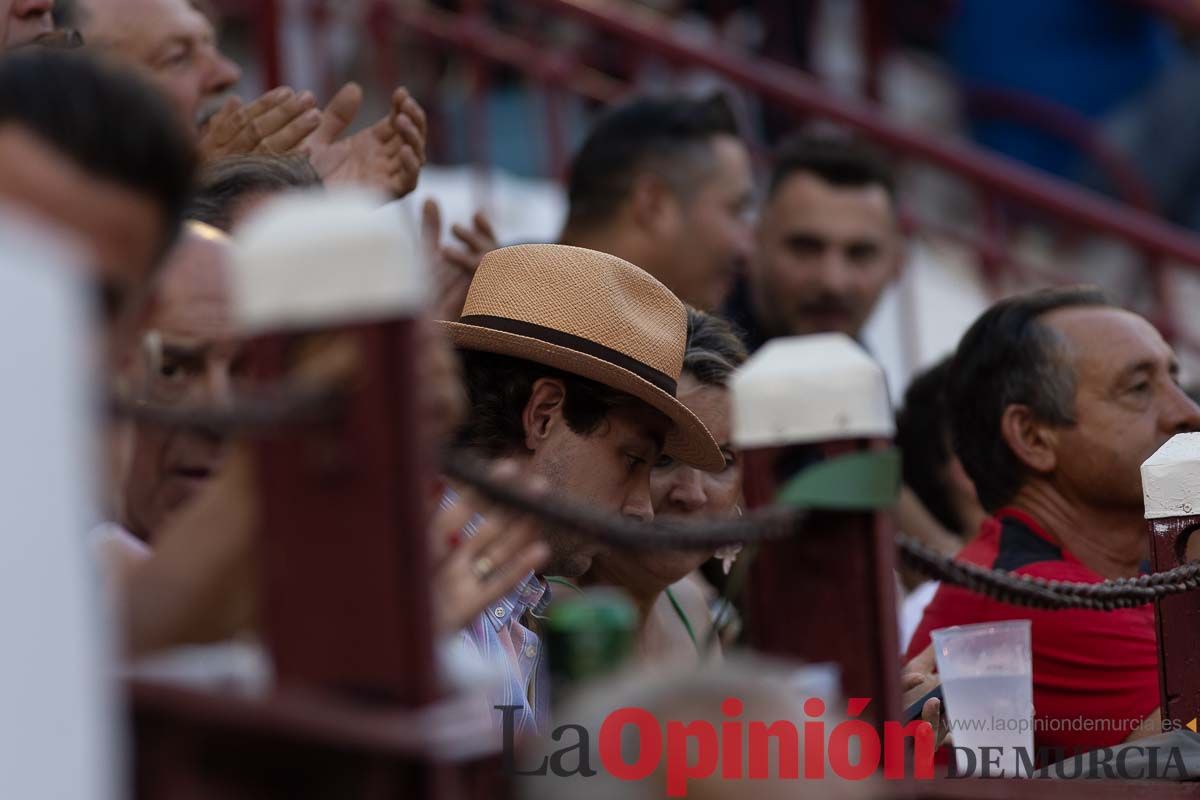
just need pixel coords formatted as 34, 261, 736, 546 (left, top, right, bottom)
98, 222, 257, 658
76, 0, 427, 196
119, 222, 240, 544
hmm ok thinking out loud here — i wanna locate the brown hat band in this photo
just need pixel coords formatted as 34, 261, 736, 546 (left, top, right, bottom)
458, 314, 678, 396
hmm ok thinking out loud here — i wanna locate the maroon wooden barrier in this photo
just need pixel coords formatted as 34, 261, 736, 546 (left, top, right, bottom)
740, 440, 901, 728
1141, 438, 1200, 733
127, 196, 506, 799
1148, 513, 1200, 730
252, 322, 434, 705
128, 318, 508, 799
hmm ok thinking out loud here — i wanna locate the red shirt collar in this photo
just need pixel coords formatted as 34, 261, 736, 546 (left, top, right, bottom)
993, 506, 1085, 566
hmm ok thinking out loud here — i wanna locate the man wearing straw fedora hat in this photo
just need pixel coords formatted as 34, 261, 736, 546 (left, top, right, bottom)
440, 242, 725, 736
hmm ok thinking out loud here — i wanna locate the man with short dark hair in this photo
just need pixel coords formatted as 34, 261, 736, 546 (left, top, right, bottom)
907, 286, 1200, 756
0, 49, 195, 346
725, 132, 901, 350
441, 242, 724, 736
560, 94, 755, 311
896, 357, 985, 540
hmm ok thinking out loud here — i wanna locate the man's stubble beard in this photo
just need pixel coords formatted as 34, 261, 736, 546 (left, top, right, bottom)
535, 451, 604, 579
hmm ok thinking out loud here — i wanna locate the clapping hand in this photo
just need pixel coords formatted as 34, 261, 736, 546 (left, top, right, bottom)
302, 83, 427, 198
432, 462, 549, 633
422, 198, 499, 321
198, 87, 322, 162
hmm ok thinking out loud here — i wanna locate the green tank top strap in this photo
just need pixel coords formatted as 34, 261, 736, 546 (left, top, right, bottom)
546, 576, 585, 595
665, 586, 701, 655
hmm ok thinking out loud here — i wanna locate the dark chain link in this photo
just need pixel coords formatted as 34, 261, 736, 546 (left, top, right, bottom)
443, 450, 1200, 611
896, 533, 1200, 611
440, 451, 805, 548
108, 386, 344, 432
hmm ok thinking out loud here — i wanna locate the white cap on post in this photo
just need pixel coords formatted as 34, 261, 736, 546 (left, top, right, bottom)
232, 190, 429, 334
1141, 432, 1200, 519
730, 333, 894, 449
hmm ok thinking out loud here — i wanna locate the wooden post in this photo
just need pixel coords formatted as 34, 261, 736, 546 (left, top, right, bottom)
731, 334, 901, 725
1141, 432, 1200, 731
129, 192, 504, 798
235, 191, 435, 705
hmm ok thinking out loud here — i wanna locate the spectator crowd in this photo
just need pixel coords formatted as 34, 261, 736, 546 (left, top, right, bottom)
2, 0, 1197, 790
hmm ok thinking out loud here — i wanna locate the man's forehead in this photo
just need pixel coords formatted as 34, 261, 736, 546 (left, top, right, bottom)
1043, 305, 1172, 374
611, 403, 671, 446
81, 0, 208, 50
149, 232, 235, 336
708, 135, 752, 185
766, 172, 894, 233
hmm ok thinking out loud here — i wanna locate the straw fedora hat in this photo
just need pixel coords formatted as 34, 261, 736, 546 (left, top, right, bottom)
440, 243, 724, 471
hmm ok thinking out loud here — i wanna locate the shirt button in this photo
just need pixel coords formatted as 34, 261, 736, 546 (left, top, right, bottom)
493, 607, 506, 619
525, 646, 537, 659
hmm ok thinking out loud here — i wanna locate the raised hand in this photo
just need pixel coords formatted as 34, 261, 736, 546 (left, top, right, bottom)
432, 462, 549, 633
302, 83, 428, 198
422, 198, 499, 321
198, 87, 321, 163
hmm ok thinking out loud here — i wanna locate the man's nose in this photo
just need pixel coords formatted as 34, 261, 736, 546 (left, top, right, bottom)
203, 361, 235, 408
623, 482, 656, 524
668, 468, 708, 513
1165, 382, 1200, 434
732, 219, 755, 262
814, 250, 853, 295
204, 47, 242, 96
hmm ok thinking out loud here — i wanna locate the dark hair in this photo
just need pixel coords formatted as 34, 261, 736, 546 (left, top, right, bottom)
948, 286, 1111, 511
683, 308, 748, 389
189, 154, 323, 231
0, 50, 195, 254
768, 132, 896, 204
565, 93, 739, 231
896, 357, 962, 534
454, 351, 652, 458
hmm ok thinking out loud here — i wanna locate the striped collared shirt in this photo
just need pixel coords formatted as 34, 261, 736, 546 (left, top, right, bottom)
442, 489, 551, 738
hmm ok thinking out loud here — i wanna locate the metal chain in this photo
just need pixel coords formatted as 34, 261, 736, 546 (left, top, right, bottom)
108, 386, 344, 432
443, 450, 1200, 611
440, 451, 805, 548
896, 533, 1200, 611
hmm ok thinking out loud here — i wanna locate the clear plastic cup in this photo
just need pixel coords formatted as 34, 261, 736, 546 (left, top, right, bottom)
931, 620, 1033, 777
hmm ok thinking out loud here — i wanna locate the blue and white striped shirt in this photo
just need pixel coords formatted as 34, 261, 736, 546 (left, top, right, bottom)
442, 489, 551, 738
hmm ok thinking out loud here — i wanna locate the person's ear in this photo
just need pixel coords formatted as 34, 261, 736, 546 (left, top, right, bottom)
999, 404, 1059, 476
628, 173, 682, 236
522, 377, 567, 452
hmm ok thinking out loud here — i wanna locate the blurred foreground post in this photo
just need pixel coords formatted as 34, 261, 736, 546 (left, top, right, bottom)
131, 193, 501, 799
0, 218, 118, 800
1142, 434, 1200, 732
732, 334, 901, 726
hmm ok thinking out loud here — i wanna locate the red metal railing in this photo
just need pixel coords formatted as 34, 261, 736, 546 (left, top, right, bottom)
221, 0, 1200, 354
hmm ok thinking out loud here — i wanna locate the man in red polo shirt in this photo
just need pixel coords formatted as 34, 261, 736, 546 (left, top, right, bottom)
907, 286, 1200, 757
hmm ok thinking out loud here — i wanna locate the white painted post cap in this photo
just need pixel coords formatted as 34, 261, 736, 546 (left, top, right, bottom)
1141, 432, 1200, 519
730, 333, 894, 449
232, 189, 429, 334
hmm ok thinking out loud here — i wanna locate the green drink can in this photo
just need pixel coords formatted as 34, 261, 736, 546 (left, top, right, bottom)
545, 586, 637, 698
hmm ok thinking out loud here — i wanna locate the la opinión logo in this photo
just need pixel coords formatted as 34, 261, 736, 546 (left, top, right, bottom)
498, 697, 936, 797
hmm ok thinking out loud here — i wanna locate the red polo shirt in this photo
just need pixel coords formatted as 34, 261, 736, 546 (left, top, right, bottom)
906, 508, 1159, 757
